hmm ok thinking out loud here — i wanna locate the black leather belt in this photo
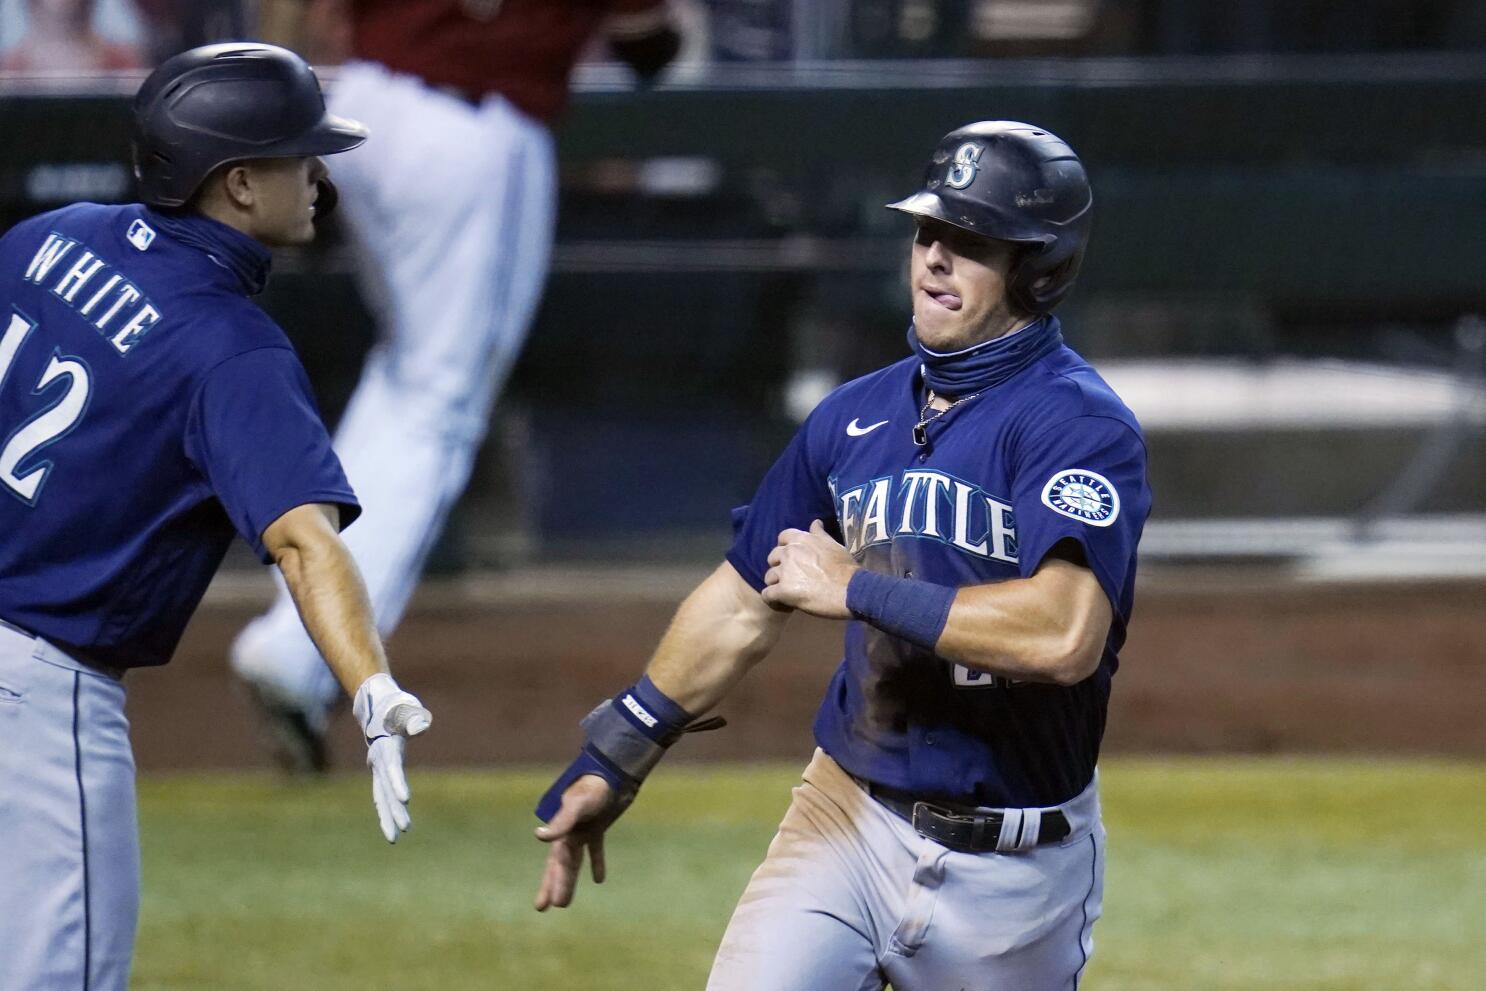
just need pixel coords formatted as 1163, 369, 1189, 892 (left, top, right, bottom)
866, 781, 1071, 854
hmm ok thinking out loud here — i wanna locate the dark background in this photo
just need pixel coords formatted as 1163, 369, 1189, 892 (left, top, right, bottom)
5, 51, 1485, 558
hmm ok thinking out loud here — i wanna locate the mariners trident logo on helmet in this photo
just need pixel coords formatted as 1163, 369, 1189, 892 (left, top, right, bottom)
945, 143, 984, 190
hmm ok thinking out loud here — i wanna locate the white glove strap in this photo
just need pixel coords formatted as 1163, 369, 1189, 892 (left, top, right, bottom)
353, 672, 431, 741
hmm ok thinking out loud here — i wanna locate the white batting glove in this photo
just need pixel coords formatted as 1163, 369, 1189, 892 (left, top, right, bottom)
352, 673, 433, 844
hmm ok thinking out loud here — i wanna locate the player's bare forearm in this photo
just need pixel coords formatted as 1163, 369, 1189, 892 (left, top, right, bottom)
936, 552, 1111, 686
644, 561, 788, 715
262, 503, 388, 696
532, 561, 783, 912
265, 504, 429, 845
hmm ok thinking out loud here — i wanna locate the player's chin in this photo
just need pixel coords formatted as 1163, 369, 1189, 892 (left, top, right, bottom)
284, 219, 319, 246
257, 219, 317, 248
912, 304, 966, 349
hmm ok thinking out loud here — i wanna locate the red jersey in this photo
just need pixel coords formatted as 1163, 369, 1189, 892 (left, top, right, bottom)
351, 0, 671, 124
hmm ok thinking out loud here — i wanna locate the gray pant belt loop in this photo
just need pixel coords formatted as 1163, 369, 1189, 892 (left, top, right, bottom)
1, 616, 126, 681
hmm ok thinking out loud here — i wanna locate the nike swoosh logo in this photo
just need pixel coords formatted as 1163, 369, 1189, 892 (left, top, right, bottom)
846, 418, 889, 437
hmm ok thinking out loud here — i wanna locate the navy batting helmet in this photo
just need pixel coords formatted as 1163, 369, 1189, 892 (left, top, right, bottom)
888, 121, 1092, 314
132, 42, 368, 210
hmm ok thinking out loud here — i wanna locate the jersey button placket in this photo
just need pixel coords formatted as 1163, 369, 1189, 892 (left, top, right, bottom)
906, 569, 929, 749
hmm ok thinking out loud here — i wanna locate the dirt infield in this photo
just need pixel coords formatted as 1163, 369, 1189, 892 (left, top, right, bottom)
126, 570, 1486, 771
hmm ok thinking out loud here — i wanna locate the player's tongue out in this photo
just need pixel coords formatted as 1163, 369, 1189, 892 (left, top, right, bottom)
928, 289, 962, 311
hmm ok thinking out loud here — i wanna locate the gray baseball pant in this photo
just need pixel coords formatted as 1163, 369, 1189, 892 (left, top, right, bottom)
0, 624, 137, 991
707, 749, 1104, 991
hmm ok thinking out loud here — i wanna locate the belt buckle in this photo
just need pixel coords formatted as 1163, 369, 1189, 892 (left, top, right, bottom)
911, 801, 988, 852
908, 799, 968, 823
909, 800, 930, 832
911, 800, 1008, 853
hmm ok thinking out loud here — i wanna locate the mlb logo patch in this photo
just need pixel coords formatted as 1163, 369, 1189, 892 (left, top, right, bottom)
1041, 468, 1119, 527
126, 219, 155, 251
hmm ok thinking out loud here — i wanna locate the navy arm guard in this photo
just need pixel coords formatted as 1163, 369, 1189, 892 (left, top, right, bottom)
535, 676, 724, 823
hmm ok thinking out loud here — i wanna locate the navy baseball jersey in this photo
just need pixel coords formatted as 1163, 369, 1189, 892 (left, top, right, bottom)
0, 203, 358, 669
728, 317, 1150, 808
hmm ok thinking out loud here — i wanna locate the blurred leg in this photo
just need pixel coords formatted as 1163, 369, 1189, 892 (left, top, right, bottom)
232, 65, 557, 721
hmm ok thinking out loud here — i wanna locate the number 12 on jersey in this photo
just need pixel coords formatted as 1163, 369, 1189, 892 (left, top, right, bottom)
0, 310, 92, 504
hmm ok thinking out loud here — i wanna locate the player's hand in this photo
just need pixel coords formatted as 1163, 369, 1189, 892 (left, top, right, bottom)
534, 774, 615, 911
761, 520, 857, 619
352, 673, 433, 844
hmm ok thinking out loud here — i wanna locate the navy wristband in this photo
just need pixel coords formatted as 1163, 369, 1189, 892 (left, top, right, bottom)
846, 570, 956, 653
623, 674, 695, 745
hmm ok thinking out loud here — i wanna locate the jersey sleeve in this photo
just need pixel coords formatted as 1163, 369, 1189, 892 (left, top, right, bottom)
1010, 414, 1150, 616
184, 347, 360, 563
725, 418, 837, 591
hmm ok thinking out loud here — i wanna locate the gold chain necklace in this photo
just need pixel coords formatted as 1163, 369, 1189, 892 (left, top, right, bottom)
913, 389, 981, 446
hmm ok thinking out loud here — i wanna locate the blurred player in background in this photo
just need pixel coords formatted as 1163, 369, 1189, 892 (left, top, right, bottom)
0, 0, 145, 73
238, 0, 684, 772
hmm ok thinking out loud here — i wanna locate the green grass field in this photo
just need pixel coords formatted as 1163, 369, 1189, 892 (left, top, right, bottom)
133, 758, 1486, 990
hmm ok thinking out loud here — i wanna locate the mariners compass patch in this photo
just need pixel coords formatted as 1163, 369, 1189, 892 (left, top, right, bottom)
1041, 468, 1120, 526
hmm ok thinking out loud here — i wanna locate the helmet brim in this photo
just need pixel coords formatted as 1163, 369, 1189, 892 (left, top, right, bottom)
886, 191, 1052, 247
151, 114, 369, 208
284, 112, 369, 157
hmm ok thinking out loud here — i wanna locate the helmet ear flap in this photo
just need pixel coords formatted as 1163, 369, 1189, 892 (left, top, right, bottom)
1004, 245, 1036, 316
1035, 253, 1075, 292
1014, 243, 1084, 313
1006, 242, 1063, 316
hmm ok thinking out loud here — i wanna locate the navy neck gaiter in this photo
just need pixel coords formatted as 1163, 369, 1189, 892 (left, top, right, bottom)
147, 207, 273, 296
908, 315, 1063, 397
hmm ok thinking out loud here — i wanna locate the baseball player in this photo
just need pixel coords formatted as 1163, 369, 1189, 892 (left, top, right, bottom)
533, 122, 1151, 990
233, 0, 684, 771
0, 43, 430, 991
